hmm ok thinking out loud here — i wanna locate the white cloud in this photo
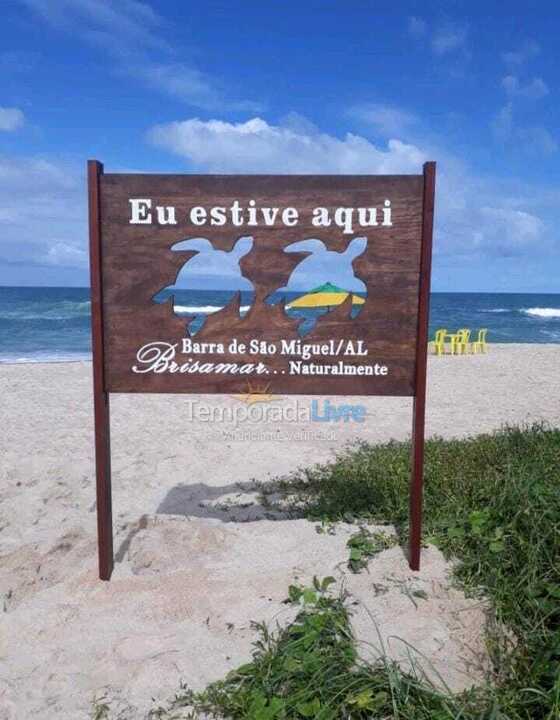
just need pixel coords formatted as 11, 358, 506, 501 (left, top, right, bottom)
407, 16, 426, 37
494, 43, 554, 156
0, 156, 87, 269
44, 242, 88, 267
22, 0, 259, 111
22, 0, 165, 50
407, 17, 469, 69
417, 148, 548, 259
502, 41, 540, 66
138, 62, 260, 112
475, 207, 544, 255
0, 107, 25, 131
137, 63, 222, 110
278, 112, 321, 136
436, 179, 549, 259
502, 75, 549, 100
348, 103, 417, 138
493, 103, 557, 155
148, 114, 552, 261
431, 23, 468, 55
494, 69, 556, 155
0, 106, 552, 274
148, 117, 427, 174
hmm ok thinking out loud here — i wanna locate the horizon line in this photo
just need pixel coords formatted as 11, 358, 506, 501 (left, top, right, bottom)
0, 285, 559, 295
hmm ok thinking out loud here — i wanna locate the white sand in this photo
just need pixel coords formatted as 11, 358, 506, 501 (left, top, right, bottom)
1, 344, 559, 718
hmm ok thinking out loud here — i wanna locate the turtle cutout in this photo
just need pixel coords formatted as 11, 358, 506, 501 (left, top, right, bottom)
265, 237, 368, 335
152, 235, 255, 335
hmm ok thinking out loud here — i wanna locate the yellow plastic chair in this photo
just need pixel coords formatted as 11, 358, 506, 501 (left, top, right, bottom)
471, 328, 488, 353
430, 328, 448, 356
451, 328, 471, 355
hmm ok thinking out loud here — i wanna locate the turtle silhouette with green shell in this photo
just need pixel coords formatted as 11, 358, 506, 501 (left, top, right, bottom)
265, 237, 368, 335
152, 236, 255, 335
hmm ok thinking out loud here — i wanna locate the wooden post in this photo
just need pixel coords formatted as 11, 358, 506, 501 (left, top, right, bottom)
88, 159, 114, 581
409, 161, 436, 571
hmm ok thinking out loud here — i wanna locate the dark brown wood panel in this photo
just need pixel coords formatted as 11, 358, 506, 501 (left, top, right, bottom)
88, 160, 114, 580
410, 161, 436, 569
99, 174, 424, 396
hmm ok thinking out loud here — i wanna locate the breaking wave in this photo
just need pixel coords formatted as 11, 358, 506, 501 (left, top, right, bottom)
522, 307, 560, 319
0, 300, 91, 321
174, 304, 251, 314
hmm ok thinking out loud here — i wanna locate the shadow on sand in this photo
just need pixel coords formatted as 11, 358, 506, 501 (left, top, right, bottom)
155, 481, 287, 522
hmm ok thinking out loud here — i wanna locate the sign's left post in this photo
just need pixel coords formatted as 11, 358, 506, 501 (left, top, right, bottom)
87, 159, 114, 581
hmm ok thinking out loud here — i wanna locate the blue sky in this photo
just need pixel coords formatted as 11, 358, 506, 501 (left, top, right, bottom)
1, 0, 559, 292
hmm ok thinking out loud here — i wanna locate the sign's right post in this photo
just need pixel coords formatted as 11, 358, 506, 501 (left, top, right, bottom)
409, 161, 436, 571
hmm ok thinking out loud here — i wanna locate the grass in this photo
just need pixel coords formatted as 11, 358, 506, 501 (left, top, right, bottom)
262, 423, 560, 719
95, 424, 560, 719
154, 579, 483, 720
345, 528, 398, 573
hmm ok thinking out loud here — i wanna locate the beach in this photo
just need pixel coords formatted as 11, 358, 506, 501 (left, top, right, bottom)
1, 343, 559, 719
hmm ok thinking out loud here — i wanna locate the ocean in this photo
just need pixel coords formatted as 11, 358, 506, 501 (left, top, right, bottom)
0, 286, 559, 363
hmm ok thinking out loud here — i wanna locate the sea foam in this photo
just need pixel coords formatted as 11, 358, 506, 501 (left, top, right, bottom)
522, 307, 560, 319
174, 304, 251, 314
0, 300, 91, 321
0, 351, 91, 364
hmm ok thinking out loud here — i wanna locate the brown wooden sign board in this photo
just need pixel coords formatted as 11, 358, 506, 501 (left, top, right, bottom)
88, 160, 436, 580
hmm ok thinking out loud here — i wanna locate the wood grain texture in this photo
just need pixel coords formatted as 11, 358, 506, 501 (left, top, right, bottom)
409, 161, 436, 571
88, 160, 114, 581
99, 174, 424, 396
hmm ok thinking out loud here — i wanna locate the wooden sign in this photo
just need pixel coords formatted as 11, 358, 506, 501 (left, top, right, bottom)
88, 161, 436, 580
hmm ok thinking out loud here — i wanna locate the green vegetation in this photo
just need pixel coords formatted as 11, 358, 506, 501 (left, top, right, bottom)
345, 528, 398, 573
96, 425, 560, 719
217, 424, 560, 718
153, 577, 480, 720
263, 424, 560, 719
